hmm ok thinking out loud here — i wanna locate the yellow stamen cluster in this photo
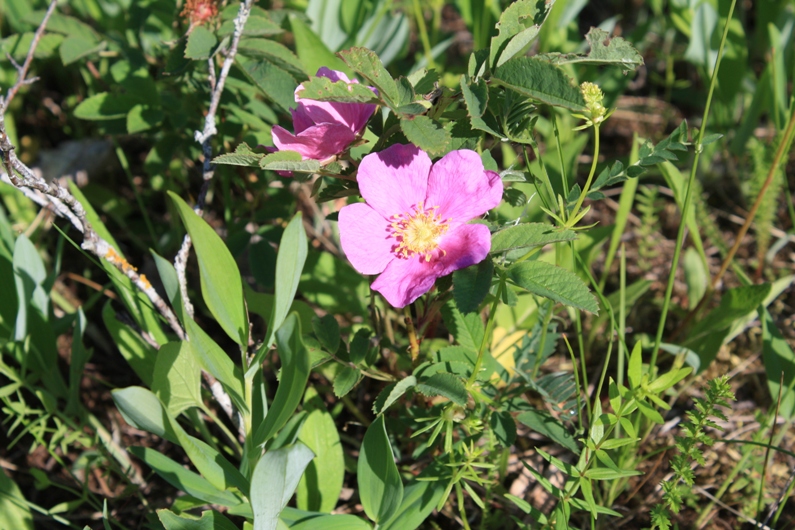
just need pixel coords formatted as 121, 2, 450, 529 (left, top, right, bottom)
581, 82, 607, 124
390, 202, 449, 261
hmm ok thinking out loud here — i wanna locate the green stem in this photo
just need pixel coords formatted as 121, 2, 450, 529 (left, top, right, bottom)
468, 278, 503, 386
569, 124, 600, 222
412, 0, 435, 69
650, 0, 738, 368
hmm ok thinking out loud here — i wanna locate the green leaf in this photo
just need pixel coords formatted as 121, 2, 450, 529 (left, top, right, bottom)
489, 0, 551, 67
646, 367, 692, 394
74, 92, 138, 120
357, 415, 404, 523
126, 104, 163, 134
537, 28, 644, 72
251, 443, 315, 530
627, 342, 642, 390
453, 259, 493, 314
400, 116, 451, 156
185, 318, 246, 411
158, 509, 239, 530
102, 304, 157, 387
460, 76, 503, 137
492, 57, 586, 111
213, 142, 264, 167
170, 192, 247, 345
506, 261, 598, 314
59, 35, 105, 65
490, 223, 577, 254
185, 26, 218, 60
237, 56, 298, 112
516, 409, 579, 454
298, 75, 380, 104
349, 328, 372, 365
152, 341, 202, 416
238, 37, 306, 78
289, 515, 372, 530
260, 151, 321, 173
338, 47, 399, 107
296, 394, 344, 512
0, 469, 33, 530
288, 14, 350, 76
417, 373, 468, 406
332, 365, 361, 398
112, 386, 178, 443
372, 376, 417, 415
440, 300, 484, 352
254, 314, 310, 446
129, 447, 241, 507
761, 308, 795, 419
489, 410, 517, 446
312, 314, 340, 353
379, 475, 447, 530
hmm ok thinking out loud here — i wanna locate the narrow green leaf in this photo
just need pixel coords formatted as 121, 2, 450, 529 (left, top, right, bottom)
289, 515, 372, 530
492, 57, 586, 111
102, 304, 157, 387
646, 367, 692, 394
490, 223, 576, 254
185, 318, 246, 412
357, 415, 403, 523
251, 443, 315, 530
254, 314, 310, 446
516, 409, 579, 454
169, 192, 248, 346
417, 373, 468, 406
627, 342, 642, 390
453, 259, 493, 314
158, 509, 239, 530
0, 466, 33, 530
506, 261, 598, 314
288, 14, 351, 76
761, 308, 795, 419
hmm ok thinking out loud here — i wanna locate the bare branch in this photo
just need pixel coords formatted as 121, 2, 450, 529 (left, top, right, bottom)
1, 0, 58, 110
175, 0, 255, 318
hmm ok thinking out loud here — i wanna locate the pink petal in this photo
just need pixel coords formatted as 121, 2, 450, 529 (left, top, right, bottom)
290, 105, 314, 134
371, 256, 438, 308
424, 150, 503, 227
435, 223, 492, 277
338, 203, 395, 275
272, 123, 356, 160
357, 144, 431, 219
293, 68, 376, 135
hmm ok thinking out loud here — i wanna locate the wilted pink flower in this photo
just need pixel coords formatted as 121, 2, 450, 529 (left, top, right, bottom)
339, 144, 503, 308
271, 68, 376, 163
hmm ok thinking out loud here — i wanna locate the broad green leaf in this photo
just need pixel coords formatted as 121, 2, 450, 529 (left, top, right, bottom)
152, 341, 202, 416
490, 223, 576, 254
296, 393, 344, 512
126, 104, 163, 134
185, 26, 218, 60
102, 304, 157, 387
453, 259, 493, 314
312, 314, 340, 354
506, 261, 598, 314
400, 116, 450, 156
460, 76, 502, 137
0, 469, 32, 530
213, 142, 264, 167
238, 38, 306, 78
251, 443, 315, 530
338, 47, 399, 106
537, 28, 643, 72
372, 376, 417, 415
289, 515, 371, 530
761, 308, 795, 419
185, 318, 246, 411
245, 286, 316, 336
440, 300, 484, 352
489, 410, 517, 446
112, 386, 179, 443
59, 35, 104, 65
492, 57, 586, 111
357, 415, 403, 523
349, 328, 372, 365
74, 92, 137, 120
298, 76, 380, 104
254, 314, 310, 445
489, 0, 551, 67
260, 151, 321, 173
219, 7, 282, 37
379, 475, 447, 530
170, 192, 248, 345
416, 373, 468, 406
129, 447, 241, 507
238, 56, 298, 112
288, 14, 351, 76
332, 365, 360, 398
158, 509, 239, 530
516, 409, 579, 454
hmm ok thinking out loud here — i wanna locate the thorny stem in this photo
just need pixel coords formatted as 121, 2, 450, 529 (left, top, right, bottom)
404, 305, 421, 363
650, 0, 738, 368
175, 0, 255, 319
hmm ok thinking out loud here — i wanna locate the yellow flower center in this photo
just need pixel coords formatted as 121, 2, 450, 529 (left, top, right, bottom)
390, 202, 449, 261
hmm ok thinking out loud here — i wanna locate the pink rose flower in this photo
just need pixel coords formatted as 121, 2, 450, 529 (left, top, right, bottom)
339, 144, 503, 308
271, 67, 377, 163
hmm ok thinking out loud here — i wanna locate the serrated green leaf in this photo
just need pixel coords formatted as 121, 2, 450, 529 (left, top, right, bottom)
490, 223, 576, 254
333, 365, 360, 398
338, 47, 399, 106
536, 28, 643, 72
185, 26, 218, 60
298, 76, 380, 104
260, 151, 321, 173
492, 57, 586, 111
238, 37, 306, 78
453, 259, 493, 314
237, 56, 297, 112
312, 314, 340, 354
213, 142, 264, 167
440, 300, 484, 352
373, 376, 417, 415
400, 116, 450, 156
417, 373, 468, 406
506, 261, 598, 314
489, 0, 550, 67
357, 415, 403, 523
